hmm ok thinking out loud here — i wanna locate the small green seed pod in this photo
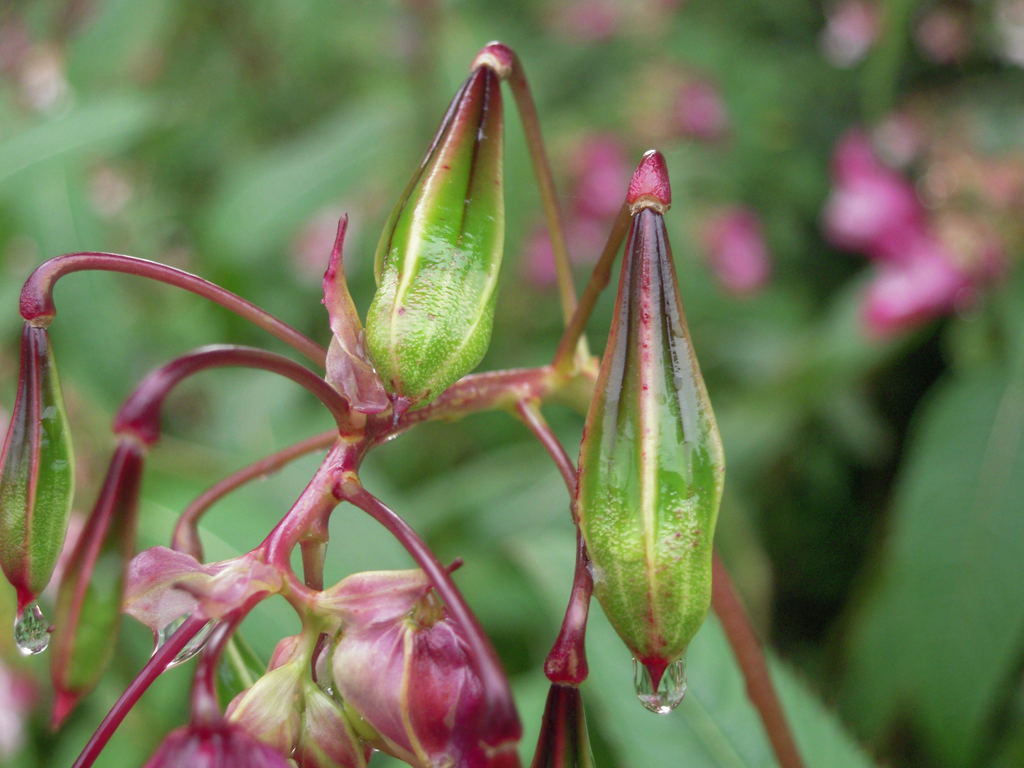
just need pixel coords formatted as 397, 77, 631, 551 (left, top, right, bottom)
575, 152, 724, 707
50, 439, 144, 727
0, 323, 75, 616
365, 62, 504, 411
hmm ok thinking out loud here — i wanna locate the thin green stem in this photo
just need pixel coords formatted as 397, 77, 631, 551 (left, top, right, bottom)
554, 202, 632, 374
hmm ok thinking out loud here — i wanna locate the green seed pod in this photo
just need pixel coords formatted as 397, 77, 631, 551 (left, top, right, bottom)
0, 323, 75, 615
365, 62, 504, 410
50, 440, 144, 727
575, 152, 724, 708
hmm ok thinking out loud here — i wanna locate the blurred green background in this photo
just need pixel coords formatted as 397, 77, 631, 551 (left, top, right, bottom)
1, 1, 1023, 767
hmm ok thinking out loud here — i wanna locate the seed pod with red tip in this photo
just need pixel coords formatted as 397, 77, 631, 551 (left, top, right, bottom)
365, 61, 505, 410
49, 439, 144, 726
0, 324, 75, 614
575, 151, 724, 708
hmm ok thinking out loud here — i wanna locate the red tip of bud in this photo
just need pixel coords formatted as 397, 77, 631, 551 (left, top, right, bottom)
627, 150, 671, 214
472, 42, 515, 79
322, 214, 349, 303
51, 688, 79, 730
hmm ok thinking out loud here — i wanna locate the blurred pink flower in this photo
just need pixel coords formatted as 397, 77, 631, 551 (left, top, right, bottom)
861, 236, 972, 335
701, 206, 772, 295
824, 128, 1004, 336
823, 131, 923, 261
821, 0, 879, 68
673, 79, 729, 142
915, 6, 972, 64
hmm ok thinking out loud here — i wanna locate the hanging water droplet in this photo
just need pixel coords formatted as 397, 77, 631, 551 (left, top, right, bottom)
153, 615, 215, 668
14, 603, 50, 655
633, 656, 687, 714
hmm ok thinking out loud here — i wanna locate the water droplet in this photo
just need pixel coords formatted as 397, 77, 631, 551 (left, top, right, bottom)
153, 615, 215, 667
633, 656, 686, 714
14, 603, 50, 655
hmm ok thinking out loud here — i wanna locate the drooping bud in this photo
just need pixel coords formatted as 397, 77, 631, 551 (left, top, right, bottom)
365, 61, 505, 410
322, 215, 389, 415
530, 685, 595, 768
0, 324, 75, 619
142, 720, 292, 768
327, 569, 520, 768
295, 678, 371, 768
49, 439, 144, 727
575, 151, 724, 712
227, 658, 302, 754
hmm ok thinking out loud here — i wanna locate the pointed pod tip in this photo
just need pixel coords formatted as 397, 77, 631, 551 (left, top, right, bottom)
51, 689, 79, 731
627, 150, 671, 215
324, 214, 349, 285
471, 42, 514, 79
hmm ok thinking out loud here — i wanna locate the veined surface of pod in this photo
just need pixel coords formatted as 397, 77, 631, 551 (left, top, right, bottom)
0, 324, 75, 614
575, 152, 724, 701
365, 63, 504, 410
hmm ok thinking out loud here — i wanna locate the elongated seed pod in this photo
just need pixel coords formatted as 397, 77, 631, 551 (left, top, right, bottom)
0, 324, 75, 614
365, 63, 504, 410
575, 152, 724, 696
50, 440, 144, 727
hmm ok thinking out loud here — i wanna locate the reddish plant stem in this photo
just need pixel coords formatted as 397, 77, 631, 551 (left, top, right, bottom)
172, 430, 338, 559
191, 598, 261, 724
259, 440, 354, 574
113, 345, 350, 446
383, 365, 562, 440
500, 49, 577, 327
515, 399, 576, 499
711, 552, 804, 768
19, 252, 326, 367
339, 482, 521, 747
553, 202, 632, 374
71, 615, 207, 768
514, 400, 593, 686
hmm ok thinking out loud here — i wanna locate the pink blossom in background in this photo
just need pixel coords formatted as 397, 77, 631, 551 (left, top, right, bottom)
701, 206, 772, 296
820, 0, 879, 68
823, 127, 1004, 336
914, 5, 972, 64
823, 131, 923, 259
673, 79, 729, 142
861, 239, 972, 335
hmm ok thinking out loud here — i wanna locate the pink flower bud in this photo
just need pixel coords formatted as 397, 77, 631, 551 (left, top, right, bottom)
295, 679, 371, 768
327, 569, 519, 768
227, 663, 302, 755
142, 720, 292, 768
700, 206, 772, 295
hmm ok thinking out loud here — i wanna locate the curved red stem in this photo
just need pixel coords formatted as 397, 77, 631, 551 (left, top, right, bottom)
71, 616, 207, 768
113, 345, 349, 446
20, 252, 326, 367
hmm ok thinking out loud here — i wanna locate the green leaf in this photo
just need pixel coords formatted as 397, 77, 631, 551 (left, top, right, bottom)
0, 94, 156, 183
217, 631, 266, 705
204, 99, 410, 263
841, 362, 1024, 766
513, 531, 876, 768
